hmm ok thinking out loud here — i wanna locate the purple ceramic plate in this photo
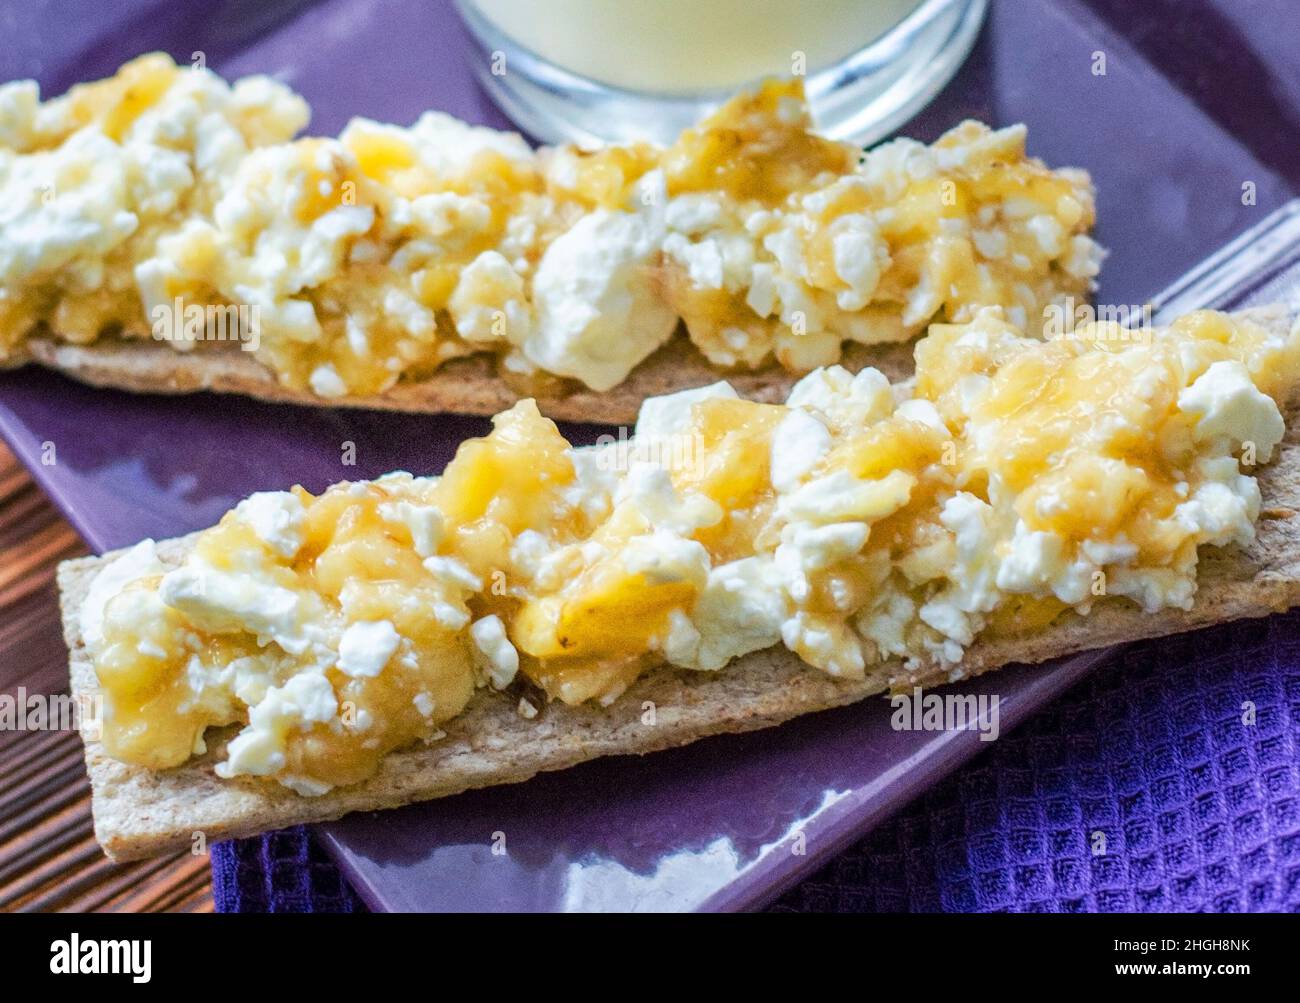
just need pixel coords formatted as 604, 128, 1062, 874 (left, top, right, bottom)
2, 0, 1298, 911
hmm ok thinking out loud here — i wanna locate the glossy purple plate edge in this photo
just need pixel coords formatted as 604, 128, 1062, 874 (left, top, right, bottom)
695, 649, 1114, 911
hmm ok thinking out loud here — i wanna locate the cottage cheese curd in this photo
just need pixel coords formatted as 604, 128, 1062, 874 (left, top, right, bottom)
4, 59, 1099, 396
0, 53, 308, 354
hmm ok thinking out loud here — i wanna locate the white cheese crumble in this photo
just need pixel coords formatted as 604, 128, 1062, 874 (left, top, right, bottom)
769, 409, 831, 493
234, 491, 306, 558
378, 499, 444, 557
79, 540, 163, 650
336, 620, 402, 678
217, 669, 339, 785
677, 557, 787, 671
158, 559, 322, 657
469, 615, 519, 689
525, 202, 678, 391
1179, 360, 1284, 462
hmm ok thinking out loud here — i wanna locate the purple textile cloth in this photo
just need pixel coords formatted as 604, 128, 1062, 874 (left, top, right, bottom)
212, 609, 1300, 912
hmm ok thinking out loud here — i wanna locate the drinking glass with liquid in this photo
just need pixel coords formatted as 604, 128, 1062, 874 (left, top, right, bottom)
456, 0, 987, 145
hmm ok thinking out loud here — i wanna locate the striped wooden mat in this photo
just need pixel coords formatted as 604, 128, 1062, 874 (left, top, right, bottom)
0, 443, 212, 912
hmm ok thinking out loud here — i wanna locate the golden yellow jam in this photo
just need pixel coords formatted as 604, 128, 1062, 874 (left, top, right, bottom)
82, 308, 1300, 794
662, 80, 857, 206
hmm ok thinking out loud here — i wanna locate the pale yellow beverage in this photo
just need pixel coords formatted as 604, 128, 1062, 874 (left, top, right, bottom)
471, 0, 924, 94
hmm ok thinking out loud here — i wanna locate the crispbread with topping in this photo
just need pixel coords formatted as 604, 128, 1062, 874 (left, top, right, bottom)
17, 330, 917, 426
55, 309, 1300, 860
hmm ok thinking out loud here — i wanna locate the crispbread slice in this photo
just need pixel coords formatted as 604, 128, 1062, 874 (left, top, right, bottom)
57, 473, 1300, 858
55, 307, 1300, 860
18, 332, 916, 425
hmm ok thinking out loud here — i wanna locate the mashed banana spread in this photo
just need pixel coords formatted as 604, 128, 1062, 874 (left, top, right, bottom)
80, 308, 1300, 793
2, 54, 1101, 394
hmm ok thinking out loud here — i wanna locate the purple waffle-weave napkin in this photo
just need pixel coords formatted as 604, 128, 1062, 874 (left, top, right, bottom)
212, 609, 1300, 912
